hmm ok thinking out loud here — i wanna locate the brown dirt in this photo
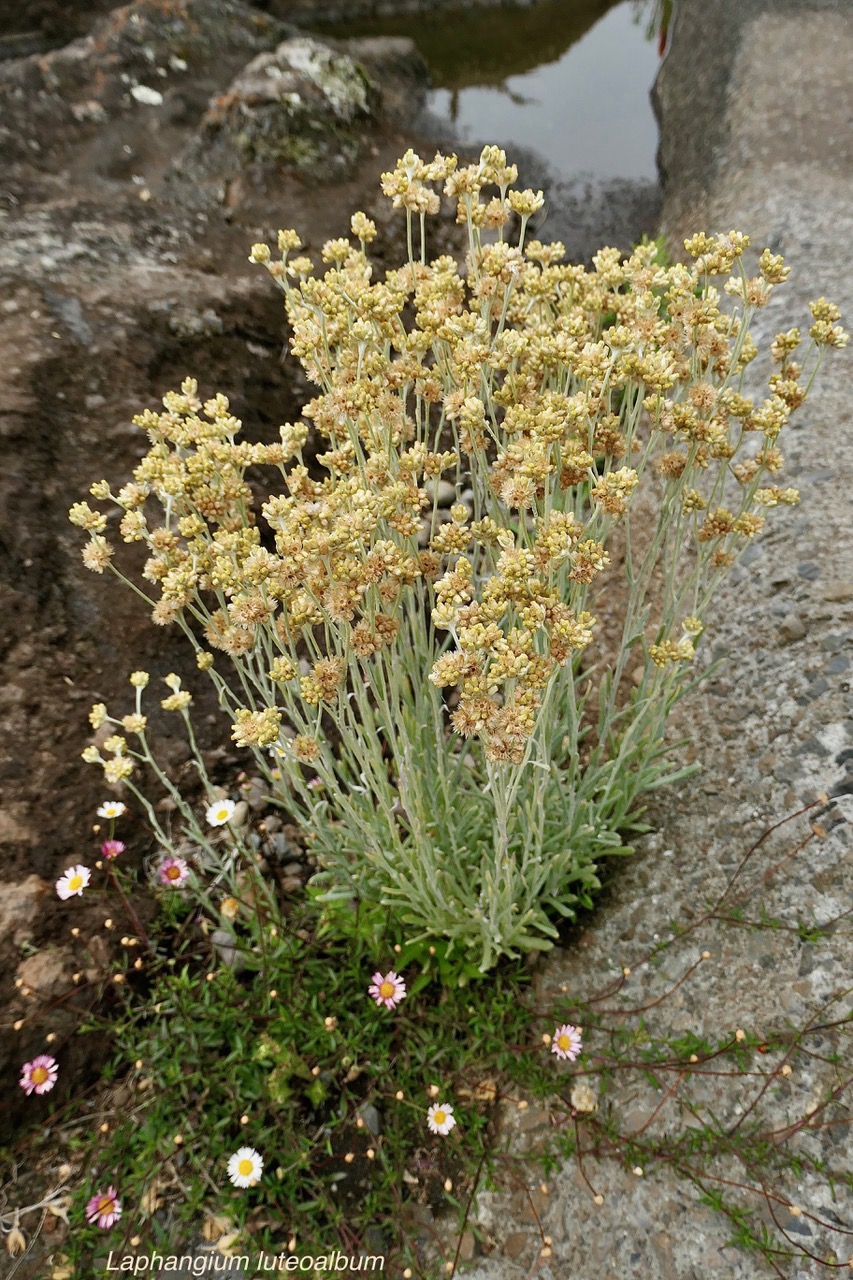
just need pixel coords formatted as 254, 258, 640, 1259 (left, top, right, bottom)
0, 0, 440, 1141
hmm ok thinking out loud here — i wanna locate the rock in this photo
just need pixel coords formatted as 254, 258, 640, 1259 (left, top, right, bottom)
823, 581, 853, 603
778, 613, 807, 643
503, 1232, 530, 1261
229, 800, 250, 829
357, 1102, 382, 1136
16, 948, 73, 999
0, 876, 48, 945
447, 1230, 478, 1263
211, 930, 249, 972
0, 0, 287, 167
172, 35, 378, 198
341, 37, 428, 126
426, 480, 457, 507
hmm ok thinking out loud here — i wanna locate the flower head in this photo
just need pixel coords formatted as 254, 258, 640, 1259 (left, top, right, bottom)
86, 1187, 121, 1229
158, 856, 190, 887
205, 798, 236, 827
20, 1055, 58, 1096
368, 970, 406, 1010
551, 1023, 583, 1062
97, 801, 126, 819
427, 1102, 456, 1136
56, 865, 91, 900
227, 1147, 264, 1188
101, 839, 125, 861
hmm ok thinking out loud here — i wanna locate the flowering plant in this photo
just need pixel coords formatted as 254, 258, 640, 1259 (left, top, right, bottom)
71, 147, 845, 970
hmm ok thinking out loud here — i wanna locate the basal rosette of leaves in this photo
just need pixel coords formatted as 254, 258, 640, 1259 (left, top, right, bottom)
70, 146, 847, 971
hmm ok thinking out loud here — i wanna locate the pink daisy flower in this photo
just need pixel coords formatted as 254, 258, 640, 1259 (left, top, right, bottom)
368, 970, 406, 1010
101, 839, 125, 860
19, 1054, 58, 1096
86, 1186, 121, 1229
158, 856, 190, 887
551, 1023, 583, 1062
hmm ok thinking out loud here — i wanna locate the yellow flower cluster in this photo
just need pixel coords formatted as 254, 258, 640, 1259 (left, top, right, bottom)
72, 147, 846, 765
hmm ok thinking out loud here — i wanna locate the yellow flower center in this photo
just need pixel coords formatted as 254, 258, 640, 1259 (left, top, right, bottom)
31, 1066, 49, 1085
432, 1110, 446, 1126
557, 1034, 571, 1052
379, 981, 395, 999
238, 1158, 255, 1177
98, 1196, 114, 1214
166, 866, 181, 880
216, 808, 229, 821
68, 875, 83, 892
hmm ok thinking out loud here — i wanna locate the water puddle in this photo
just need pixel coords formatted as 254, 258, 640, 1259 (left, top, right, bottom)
321, 0, 672, 256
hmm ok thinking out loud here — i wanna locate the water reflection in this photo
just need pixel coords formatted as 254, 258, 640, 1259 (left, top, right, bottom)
326, 0, 665, 181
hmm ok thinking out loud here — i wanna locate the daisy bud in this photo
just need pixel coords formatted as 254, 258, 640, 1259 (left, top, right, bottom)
393, 944, 402, 953
632, 1166, 644, 1177
356, 1116, 365, 1128
735, 1029, 745, 1042
6, 1226, 26, 1257
46, 1033, 56, 1044
113, 973, 125, 984
593, 1194, 604, 1205
517, 1100, 528, 1111
13, 1020, 23, 1031
135, 1060, 143, 1069
311, 1066, 321, 1077
133, 959, 143, 970
428, 1084, 440, 1097
100, 1123, 109, 1133
206, 973, 215, 982
344, 1153, 354, 1164
71, 928, 80, 937
130, 1237, 141, 1247
404, 1271, 413, 1279
540, 1247, 552, 1258
104, 919, 114, 930
428, 946, 436, 956
324, 1016, 337, 1030
288, 1238, 296, 1252
269, 990, 278, 999
789, 1205, 802, 1216
366, 1148, 375, 1160
72, 973, 82, 984
623, 966, 631, 976
240, 1115, 249, 1125
173, 1134, 184, 1145
781, 1064, 793, 1076
395, 1090, 404, 1100
701, 951, 711, 960
444, 1178, 453, 1192
689, 1054, 699, 1063
541, 1033, 551, 1045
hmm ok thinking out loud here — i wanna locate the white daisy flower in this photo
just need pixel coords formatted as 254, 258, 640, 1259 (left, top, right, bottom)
56, 865, 91, 900
206, 798, 236, 827
227, 1147, 264, 1188
97, 801, 126, 819
427, 1102, 457, 1136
